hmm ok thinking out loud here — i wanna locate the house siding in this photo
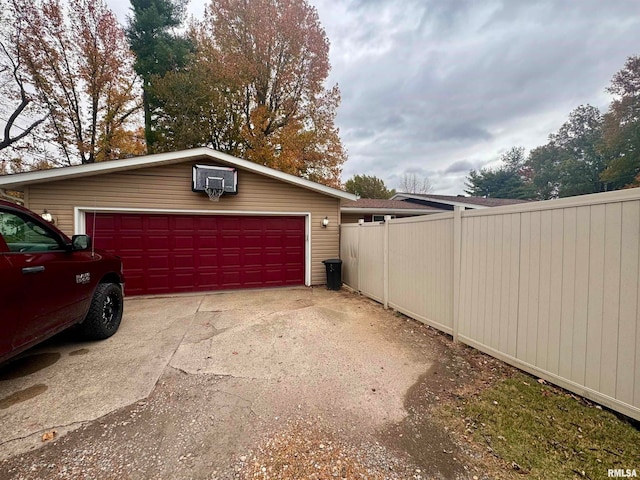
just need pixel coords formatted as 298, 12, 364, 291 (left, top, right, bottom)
341, 213, 365, 224
25, 161, 340, 285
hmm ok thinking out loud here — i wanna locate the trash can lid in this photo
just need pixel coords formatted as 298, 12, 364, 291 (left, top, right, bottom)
322, 258, 342, 264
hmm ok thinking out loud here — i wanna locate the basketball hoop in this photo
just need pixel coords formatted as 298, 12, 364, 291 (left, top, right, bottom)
204, 187, 223, 202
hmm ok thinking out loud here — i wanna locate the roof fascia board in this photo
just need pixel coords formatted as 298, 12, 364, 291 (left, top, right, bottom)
341, 207, 438, 214
391, 193, 487, 209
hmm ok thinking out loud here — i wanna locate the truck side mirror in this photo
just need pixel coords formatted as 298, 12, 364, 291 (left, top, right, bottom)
71, 234, 92, 251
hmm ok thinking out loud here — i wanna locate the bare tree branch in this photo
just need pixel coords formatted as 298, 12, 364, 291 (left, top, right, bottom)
399, 172, 432, 194
0, 36, 47, 151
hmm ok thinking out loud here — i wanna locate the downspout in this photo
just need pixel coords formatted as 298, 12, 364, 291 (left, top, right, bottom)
0, 189, 24, 205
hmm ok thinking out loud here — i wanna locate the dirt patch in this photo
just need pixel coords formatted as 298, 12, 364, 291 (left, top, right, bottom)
375, 311, 519, 480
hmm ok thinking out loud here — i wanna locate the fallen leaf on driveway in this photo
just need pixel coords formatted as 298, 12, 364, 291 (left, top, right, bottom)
41, 431, 56, 442
232, 351, 238, 355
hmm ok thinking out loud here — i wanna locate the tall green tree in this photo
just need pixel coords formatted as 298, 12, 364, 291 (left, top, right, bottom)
465, 147, 534, 199
526, 105, 605, 199
527, 144, 565, 199
551, 105, 605, 196
150, 59, 245, 154
149, 0, 346, 188
345, 174, 395, 199
600, 55, 640, 189
126, 0, 192, 152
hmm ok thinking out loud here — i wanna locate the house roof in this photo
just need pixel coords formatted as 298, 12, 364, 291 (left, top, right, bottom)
0, 147, 357, 201
340, 198, 441, 214
391, 193, 529, 209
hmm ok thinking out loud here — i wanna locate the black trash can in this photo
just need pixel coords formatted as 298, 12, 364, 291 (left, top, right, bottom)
322, 258, 342, 290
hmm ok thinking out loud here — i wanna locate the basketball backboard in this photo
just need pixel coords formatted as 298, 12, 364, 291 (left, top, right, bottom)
192, 165, 238, 195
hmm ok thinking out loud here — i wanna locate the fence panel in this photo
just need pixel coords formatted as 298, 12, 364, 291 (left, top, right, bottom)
459, 192, 640, 420
388, 214, 454, 333
340, 225, 359, 290
357, 223, 385, 302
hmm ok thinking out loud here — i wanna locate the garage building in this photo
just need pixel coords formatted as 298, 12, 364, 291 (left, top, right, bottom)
0, 148, 355, 296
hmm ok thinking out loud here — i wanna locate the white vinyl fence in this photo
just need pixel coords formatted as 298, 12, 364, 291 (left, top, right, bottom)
341, 188, 640, 421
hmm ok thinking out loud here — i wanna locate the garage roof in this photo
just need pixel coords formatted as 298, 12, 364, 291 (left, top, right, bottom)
0, 147, 357, 201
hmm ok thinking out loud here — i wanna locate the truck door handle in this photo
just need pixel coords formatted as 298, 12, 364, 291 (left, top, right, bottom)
22, 266, 45, 274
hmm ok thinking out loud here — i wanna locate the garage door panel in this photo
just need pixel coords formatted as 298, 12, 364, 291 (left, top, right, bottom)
197, 236, 218, 249
120, 216, 143, 230
147, 236, 169, 250
174, 217, 196, 229
173, 236, 195, 249
147, 216, 169, 229
174, 272, 196, 287
199, 254, 219, 268
120, 236, 143, 249
147, 254, 170, 268
174, 255, 195, 268
89, 213, 305, 295
198, 270, 219, 284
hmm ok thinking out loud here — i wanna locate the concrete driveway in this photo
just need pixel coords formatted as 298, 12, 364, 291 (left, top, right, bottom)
0, 287, 468, 479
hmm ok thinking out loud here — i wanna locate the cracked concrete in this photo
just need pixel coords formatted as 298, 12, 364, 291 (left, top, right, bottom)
0, 286, 445, 478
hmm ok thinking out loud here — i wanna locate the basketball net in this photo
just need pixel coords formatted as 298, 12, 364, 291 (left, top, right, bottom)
205, 187, 223, 202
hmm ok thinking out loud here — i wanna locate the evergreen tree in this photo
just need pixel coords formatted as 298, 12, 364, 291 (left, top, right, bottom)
126, 0, 192, 151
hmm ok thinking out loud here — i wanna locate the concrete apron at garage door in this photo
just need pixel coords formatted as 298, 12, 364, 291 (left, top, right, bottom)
0, 287, 433, 462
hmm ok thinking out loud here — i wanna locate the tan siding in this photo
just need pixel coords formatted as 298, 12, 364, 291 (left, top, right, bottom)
341, 213, 364, 224
26, 161, 340, 285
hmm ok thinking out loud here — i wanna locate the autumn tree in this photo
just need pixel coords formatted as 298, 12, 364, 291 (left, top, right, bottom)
345, 174, 395, 199
151, 0, 346, 187
600, 55, 640, 189
126, 0, 192, 151
398, 172, 432, 194
12, 0, 142, 164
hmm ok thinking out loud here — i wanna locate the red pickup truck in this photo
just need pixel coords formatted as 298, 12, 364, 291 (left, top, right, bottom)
0, 200, 124, 364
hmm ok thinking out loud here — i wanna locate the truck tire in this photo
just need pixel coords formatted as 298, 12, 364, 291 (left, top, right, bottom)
79, 283, 123, 340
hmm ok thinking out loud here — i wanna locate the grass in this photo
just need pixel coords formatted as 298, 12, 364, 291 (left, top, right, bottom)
448, 372, 640, 479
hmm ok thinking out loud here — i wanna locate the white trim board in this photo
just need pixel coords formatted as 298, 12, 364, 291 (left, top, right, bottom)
75, 206, 312, 287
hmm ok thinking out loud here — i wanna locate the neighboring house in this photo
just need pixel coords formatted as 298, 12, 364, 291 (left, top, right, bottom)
0, 147, 356, 296
391, 193, 530, 210
340, 198, 441, 224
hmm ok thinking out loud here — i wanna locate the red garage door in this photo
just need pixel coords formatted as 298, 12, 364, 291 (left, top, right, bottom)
87, 213, 305, 296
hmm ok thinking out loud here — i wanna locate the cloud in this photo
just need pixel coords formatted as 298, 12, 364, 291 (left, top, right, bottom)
445, 160, 476, 174
314, 0, 640, 193
106, 0, 640, 195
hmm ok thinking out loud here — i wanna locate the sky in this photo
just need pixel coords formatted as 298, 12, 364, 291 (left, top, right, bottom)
106, 0, 640, 194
